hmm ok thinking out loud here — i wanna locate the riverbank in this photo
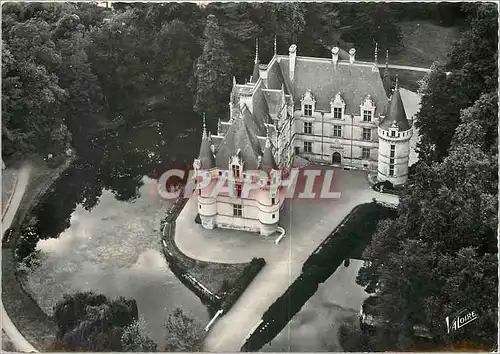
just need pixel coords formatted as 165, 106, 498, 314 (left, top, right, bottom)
2, 155, 75, 351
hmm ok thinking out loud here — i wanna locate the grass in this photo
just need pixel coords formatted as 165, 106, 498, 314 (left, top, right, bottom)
392, 21, 461, 68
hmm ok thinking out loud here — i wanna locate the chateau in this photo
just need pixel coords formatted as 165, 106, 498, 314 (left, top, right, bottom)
193, 40, 412, 236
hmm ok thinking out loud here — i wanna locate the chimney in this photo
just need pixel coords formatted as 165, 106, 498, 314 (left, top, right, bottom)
349, 48, 356, 64
331, 46, 339, 67
289, 44, 297, 82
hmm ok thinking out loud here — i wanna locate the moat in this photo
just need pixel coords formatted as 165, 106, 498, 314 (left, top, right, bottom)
19, 111, 211, 347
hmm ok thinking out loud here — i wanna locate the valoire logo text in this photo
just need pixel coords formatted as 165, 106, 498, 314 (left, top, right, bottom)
445, 309, 478, 334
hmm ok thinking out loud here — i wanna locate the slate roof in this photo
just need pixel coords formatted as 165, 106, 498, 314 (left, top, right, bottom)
242, 104, 266, 136
379, 87, 410, 131
278, 57, 389, 114
215, 108, 263, 170
262, 90, 283, 116
198, 132, 215, 169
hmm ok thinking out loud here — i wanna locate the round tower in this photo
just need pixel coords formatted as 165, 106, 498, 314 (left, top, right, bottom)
377, 80, 412, 186
257, 133, 280, 236
194, 115, 217, 229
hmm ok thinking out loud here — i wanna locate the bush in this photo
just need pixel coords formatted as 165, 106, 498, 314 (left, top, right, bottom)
221, 257, 265, 312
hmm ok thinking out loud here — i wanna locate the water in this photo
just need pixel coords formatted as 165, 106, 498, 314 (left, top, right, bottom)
261, 260, 369, 352
22, 108, 210, 348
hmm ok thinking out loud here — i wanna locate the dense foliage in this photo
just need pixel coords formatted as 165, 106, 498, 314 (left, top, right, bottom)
357, 3, 498, 350
53, 292, 139, 351
3, 2, 463, 161
52, 292, 203, 352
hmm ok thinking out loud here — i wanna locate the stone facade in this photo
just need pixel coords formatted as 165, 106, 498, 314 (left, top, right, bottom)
193, 41, 412, 235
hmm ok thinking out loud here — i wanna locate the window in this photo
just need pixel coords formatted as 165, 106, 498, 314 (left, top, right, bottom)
199, 205, 201, 209
271, 197, 276, 205
390, 145, 395, 158
232, 164, 240, 178
272, 214, 276, 219
390, 158, 395, 165
363, 110, 372, 122
333, 125, 342, 137
233, 204, 242, 217
362, 128, 371, 141
304, 104, 313, 116
219, 171, 222, 176
389, 165, 395, 176
304, 141, 312, 153
236, 183, 242, 197
391, 130, 396, 137
333, 107, 342, 119
304, 122, 312, 134
362, 147, 370, 159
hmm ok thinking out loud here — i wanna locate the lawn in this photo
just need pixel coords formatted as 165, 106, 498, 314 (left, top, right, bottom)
392, 20, 461, 68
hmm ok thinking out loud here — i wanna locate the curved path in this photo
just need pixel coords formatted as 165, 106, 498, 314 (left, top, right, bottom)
1, 163, 39, 353
175, 168, 399, 351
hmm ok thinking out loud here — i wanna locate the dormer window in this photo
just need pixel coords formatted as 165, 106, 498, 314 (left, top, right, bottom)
301, 89, 316, 117
230, 155, 242, 180
304, 104, 313, 116
391, 130, 396, 137
360, 95, 376, 122
232, 164, 240, 178
331, 92, 346, 119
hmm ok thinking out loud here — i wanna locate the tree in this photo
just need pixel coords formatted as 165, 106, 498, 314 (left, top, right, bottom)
193, 14, 233, 122
416, 3, 497, 163
164, 307, 204, 351
2, 13, 67, 159
121, 316, 158, 352
357, 7, 498, 345
53, 292, 142, 351
339, 4, 403, 59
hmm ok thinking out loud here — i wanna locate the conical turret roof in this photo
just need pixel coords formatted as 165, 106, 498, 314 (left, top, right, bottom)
380, 79, 410, 131
198, 115, 215, 168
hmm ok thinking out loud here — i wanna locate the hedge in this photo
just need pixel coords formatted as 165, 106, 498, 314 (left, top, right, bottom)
241, 203, 397, 352
221, 257, 265, 312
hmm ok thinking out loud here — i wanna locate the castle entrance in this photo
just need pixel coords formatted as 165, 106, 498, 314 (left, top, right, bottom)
332, 152, 342, 164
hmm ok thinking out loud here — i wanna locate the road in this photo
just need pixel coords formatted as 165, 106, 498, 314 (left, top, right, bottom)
1, 163, 39, 353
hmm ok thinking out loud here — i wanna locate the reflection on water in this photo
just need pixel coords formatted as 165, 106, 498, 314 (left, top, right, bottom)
26, 177, 209, 347
261, 260, 369, 352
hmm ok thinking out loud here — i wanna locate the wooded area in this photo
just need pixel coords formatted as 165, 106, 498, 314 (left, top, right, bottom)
2, 2, 496, 351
